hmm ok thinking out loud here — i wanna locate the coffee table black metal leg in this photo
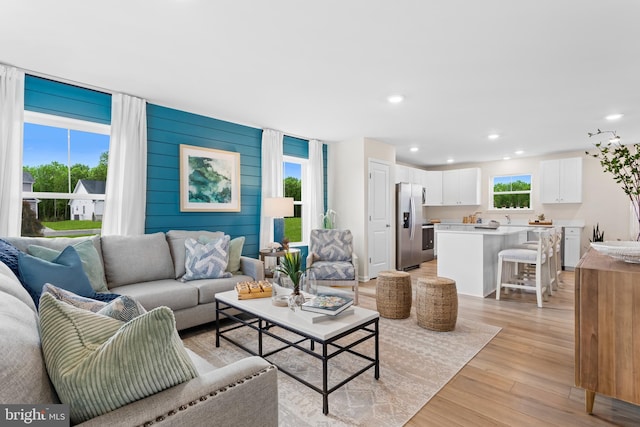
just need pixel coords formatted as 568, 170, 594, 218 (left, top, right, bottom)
374, 318, 380, 379
258, 318, 263, 356
322, 342, 329, 415
215, 300, 220, 347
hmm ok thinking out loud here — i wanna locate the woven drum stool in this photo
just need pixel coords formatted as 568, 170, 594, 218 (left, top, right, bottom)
376, 270, 412, 319
416, 277, 458, 331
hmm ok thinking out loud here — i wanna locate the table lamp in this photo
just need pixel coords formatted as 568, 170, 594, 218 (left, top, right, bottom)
264, 197, 294, 246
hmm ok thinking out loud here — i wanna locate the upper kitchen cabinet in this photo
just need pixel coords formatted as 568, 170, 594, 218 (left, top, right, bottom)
424, 171, 443, 205
442, 168, 481, 205
395, 164, 410, 183
540, 157, 582, 204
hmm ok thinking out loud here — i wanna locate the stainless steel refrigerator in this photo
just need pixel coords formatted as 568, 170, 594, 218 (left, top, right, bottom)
396, 182, 424, 270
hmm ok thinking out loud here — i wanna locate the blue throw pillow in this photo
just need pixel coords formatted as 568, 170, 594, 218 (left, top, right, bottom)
0, 238, 22, 281
18, 246, 101, 308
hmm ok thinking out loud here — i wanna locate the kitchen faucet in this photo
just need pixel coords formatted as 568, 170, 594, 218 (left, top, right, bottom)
505, 214, 511, 224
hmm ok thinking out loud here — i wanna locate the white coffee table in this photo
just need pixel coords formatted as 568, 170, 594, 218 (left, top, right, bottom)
215, 289, 380, 415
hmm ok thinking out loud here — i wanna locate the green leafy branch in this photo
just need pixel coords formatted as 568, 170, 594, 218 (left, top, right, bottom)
586, 129, 640, 238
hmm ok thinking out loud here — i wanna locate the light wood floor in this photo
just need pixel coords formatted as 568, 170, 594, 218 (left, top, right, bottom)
359, 260, 640, 426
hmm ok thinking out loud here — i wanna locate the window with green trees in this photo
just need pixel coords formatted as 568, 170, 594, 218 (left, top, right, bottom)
22, 111, 110, 233
491, 174, 532, 209
283, 157, 305, 243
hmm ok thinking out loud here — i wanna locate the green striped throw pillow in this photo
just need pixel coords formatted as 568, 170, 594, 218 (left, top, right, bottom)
39, 293, 198, 424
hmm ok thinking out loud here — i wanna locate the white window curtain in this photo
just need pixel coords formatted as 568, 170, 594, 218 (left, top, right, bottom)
259, 129, 284, 249
102, 94, 147, 236
0, 65, 25, 237
303, 139, 324, 240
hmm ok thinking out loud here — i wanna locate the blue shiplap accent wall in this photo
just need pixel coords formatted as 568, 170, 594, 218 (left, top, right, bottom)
24, 75, 111, 124
146, 104, 263, 257
23, 75, 328, 260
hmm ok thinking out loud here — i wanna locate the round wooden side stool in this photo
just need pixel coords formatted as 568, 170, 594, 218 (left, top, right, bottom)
376, 270, 412, 319
416, 277, 458, 331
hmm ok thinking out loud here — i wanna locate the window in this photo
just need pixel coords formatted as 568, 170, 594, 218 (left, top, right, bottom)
22, 111, 110, 234
283, 156, 307, 244
491, 174, 532, 210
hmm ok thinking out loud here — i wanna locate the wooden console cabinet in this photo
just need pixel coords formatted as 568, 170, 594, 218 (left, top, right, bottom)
575, 249, 640, 413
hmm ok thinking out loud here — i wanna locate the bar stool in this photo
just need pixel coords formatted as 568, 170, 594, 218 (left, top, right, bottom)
496, 231, 552, 308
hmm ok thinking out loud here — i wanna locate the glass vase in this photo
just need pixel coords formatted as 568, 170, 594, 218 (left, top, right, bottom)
302, 270, 317, 296
288, 287, 306, 311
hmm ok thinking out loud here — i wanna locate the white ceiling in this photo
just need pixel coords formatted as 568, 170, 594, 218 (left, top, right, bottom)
2, 0, 639, 166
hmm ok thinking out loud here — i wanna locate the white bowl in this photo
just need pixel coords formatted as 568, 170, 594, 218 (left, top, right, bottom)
591, 241, 640, 263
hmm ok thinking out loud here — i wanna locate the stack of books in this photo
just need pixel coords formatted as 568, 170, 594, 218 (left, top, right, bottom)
301, 293, 353, 316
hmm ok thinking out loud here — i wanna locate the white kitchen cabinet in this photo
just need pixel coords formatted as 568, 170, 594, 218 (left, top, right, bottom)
540, 157, 582, 203
442, 168, 481, 205
424, 171, 443, 205
563, 226, 582, 269
395, 164, 410, 183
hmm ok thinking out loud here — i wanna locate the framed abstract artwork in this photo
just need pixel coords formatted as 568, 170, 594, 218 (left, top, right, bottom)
179, 144, 241, 212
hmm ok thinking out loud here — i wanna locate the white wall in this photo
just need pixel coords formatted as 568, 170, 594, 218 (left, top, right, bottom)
328, 137, 396, 280
424, 149, 631, 256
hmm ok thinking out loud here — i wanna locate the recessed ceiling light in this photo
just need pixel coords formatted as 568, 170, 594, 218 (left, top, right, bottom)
446, 158, 454, 163
488, 134, 500, 140
409, 147, 419, 152
605, 113, 624, 121
503, 156, 511, 160
515, 150, 524, 155
387, 95, 404, 104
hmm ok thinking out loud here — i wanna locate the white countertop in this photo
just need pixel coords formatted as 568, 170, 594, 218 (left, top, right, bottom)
434, 219, 585, 228
435, 226, 530, 236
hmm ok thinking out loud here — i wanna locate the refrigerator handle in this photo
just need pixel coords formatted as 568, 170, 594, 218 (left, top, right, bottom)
409, 196, 415, 240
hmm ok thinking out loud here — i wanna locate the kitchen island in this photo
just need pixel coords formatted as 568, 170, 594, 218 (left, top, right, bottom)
436, 226, 529, 297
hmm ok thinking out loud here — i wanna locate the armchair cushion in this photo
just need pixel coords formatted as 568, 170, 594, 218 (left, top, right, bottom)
311, 260, 355, 280
309, 229, 353, 262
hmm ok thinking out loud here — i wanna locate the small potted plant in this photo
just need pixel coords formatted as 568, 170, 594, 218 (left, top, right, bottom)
277, 251, 307, 310
590, 223, 605, 242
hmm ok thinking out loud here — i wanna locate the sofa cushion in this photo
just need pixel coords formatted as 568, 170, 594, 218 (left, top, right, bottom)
112, 279, 199, 311
101, 233, 175, 288
0, 291, 58, 404
39, 293, 198, 424
166, 230, 224, 278
28, 239, 109, 293
18, 246, 99, 308
190, 274, 255, 304
4, 235, 103, 261
183, 236, 232, 281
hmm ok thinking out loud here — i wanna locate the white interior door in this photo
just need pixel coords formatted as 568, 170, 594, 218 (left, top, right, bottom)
368, 160, 391, 279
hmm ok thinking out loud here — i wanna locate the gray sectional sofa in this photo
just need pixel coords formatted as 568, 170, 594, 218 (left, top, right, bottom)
4, 230, 265, 330
0, 231, 278, 426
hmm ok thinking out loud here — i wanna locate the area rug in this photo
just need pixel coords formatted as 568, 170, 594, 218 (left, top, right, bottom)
182, 296, 500, 427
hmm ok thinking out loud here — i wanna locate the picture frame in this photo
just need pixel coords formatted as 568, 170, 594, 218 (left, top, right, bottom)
179, 144, 241, 212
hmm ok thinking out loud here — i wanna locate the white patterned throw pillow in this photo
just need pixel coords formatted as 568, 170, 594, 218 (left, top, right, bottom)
182, 236, 232, 281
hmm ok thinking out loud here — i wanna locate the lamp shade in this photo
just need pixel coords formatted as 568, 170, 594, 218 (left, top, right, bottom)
264, 197, 294, 218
